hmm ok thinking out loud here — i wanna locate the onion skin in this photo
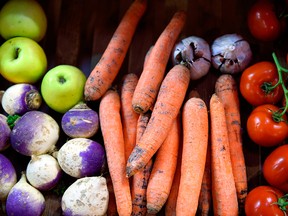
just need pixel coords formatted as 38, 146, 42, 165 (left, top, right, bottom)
61, 102, 99, 138
0, 114, 10, 151
1, 83, 42, 115
171, 36, 211, 80
0, 154, 17, 202
57, 138, 106, 178
211, 33, 252, 74
10, 111, 60, 156
6, 173, 45, 216
26, 154, 62, 191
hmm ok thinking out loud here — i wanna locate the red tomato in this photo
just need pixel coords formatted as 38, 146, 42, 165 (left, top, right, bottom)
247, 0, 281, 41
247, 104, 288, 147
240, 61, 284, 106
263, 144, 288, 192
245, 185, 287, 216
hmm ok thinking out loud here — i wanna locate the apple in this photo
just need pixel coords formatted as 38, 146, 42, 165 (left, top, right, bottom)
0, 0, 47, 42
0, 36, 47, 84
41, 65, 87, 113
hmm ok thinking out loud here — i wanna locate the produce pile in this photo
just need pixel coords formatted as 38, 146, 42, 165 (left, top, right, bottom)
0, 0, 288, 216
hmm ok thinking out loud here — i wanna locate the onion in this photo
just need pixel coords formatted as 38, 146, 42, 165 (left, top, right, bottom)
61, 102, 99, 138
10, 110, 60, 156
0, 114, 10, 151
211, 33, 252, 74
56, 138, 106, 178
61, 176, 109, 216
1, 83, 42, 115
26, 154, 62, 191
171, 36, 211, 80
5, 172, 45, 216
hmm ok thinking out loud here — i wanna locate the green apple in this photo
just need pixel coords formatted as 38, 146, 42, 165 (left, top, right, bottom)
41, 65, 87, 113
0, 0, 47, 42
0, 36, 47, 84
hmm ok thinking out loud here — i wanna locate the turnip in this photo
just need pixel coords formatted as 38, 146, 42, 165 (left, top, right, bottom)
61, 102, 99, 138
1, 83, 42, 115
26, 154, 62, 191
211, 33, 252, 74
10, 110, 60, 156
0, 114, 10, 151
5, 172, 45, 216
56, 138, 106, 178
61, 176, 109, 216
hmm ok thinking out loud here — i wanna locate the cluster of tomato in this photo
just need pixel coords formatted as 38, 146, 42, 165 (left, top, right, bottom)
242, 0, 288, 215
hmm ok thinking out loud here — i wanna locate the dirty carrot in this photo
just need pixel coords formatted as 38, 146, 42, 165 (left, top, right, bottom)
120, 73, 139, 161
126, 64, 190, 178
146, 115, 181, 214
84, 0, 147, 101
99, 89, 132, 216
132, 10, 187, 114
209, 93, 238, 216
215, 74, 247, 209
131, 112, 153, 215
176, 97, 209, 215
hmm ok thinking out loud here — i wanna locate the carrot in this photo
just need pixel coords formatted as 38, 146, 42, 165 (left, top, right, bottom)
120, 73, 139, 161
106, 175, 119, 216
215, 74, 247, 209
99, 89, 132, 216
131, 112, 153, 215
126, 63, 190, 178
176, 97, 209, 215
209, 93, 238, 216
146, 115, 181, 214
132, 10, 187, 114
84, 0, 147, 101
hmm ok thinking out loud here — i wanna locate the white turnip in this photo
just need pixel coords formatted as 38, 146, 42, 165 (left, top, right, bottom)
0, 114, 10, 151
61, 176, 109, 216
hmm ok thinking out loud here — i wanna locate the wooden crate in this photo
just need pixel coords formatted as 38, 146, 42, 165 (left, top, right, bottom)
1, 0, 287, 215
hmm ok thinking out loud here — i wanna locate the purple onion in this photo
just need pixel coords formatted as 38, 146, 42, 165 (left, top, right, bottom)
0, 154, 17, 202
211, 33, 252, 74
56, 138, 106, 178
171, 36, 211, 80
6, 172, 45, 216
1, 83, 42, 115
61, 102, 99, 138
0, 114, 10, 151
10, 111, 60, 156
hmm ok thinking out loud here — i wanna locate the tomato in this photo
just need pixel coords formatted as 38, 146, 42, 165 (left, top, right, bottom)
245, 185, 287, 216
247, 0, 281, 41
240, 61, 284, 106
263, 144, 288, 193
247, 104, 288, 147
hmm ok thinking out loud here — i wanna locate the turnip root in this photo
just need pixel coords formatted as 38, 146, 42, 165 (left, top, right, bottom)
6, 172, 45, 216
26, 154, 62, 191
171, 36, 211, 80
56, 138, 106, 178
1, 83, 42, 115
10, 110, 60, 156
61, 176, 109, 216
61, 102, 99, 138
0, 114, 10, 151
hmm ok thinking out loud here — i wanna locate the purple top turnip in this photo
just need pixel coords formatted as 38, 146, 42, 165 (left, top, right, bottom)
1, 83, 42, 115
61, 102, 99, 138
0, 114, 10, 151
211, 33, 252, 74
10, 110, 60, 156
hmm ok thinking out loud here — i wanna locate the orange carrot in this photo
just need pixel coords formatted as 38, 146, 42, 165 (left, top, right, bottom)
106, 175, 119, 216
209, 93, 238, 216
131, 112, 153, 215
99, 89, 132, 216
120, 73, 139, 161
132, 11, 187, 114
84, 0, 147, 101
126, 64, 190, 177
176, 97, 209, 215
215, 74, 247, 209
146, 115, 181, 214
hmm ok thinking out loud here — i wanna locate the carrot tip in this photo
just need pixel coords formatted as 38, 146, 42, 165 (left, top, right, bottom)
132, 104, 145, 114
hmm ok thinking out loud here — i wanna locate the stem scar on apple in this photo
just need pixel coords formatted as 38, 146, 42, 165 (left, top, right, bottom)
14, 47, 20, 59
58, 76, 66, 84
